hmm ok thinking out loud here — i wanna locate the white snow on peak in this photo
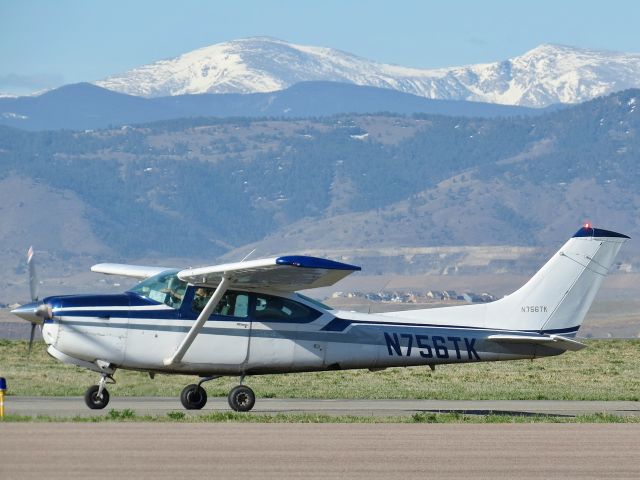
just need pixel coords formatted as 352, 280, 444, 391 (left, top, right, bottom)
94, 38, 640, 107
2, 112, 28, 120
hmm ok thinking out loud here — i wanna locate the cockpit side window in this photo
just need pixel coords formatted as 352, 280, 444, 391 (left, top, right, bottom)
192, 288, 249, 318
128, 270, 187, 310
253, 293, 321, 322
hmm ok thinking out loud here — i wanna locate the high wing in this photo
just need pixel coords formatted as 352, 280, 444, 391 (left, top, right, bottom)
91, 263, 174, 279
160, 255, 360, 366
178, 255, 361, 291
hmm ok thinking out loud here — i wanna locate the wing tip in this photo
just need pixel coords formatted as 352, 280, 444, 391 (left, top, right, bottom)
276, 255, 361, 271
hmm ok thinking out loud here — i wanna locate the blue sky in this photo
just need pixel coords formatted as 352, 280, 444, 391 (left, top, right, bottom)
2, 0, 640, 95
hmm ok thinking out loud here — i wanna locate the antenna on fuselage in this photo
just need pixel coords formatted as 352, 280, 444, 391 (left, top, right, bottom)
239, 248, 257, 262
379, 277, 392, 297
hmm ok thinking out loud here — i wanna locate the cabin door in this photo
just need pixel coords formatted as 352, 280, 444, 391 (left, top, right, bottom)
183, 289, 252, 368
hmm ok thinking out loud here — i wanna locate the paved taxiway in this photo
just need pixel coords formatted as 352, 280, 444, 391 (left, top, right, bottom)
6, 396, 640, 417
1, 423, 638, 479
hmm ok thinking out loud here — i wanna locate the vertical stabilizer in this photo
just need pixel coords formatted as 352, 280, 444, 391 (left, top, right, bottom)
486, 226, 629, 335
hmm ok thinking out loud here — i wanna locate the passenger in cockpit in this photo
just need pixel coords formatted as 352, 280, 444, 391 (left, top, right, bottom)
192, 287, 210, 312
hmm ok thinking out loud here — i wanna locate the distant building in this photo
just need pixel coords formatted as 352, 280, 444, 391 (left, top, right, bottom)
426, 290, 444, 300
443, 290, 457, 300
458, 292, 485, 303
480, 293, 497, 302
380, 292, 393, 302
403, 292, 419, 303
329, 288, 496, 305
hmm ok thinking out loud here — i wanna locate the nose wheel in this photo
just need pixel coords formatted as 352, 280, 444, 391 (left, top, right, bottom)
84, 385, 110, 409
84, 373, 113, 409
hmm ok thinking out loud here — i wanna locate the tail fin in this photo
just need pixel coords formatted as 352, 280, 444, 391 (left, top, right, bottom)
487, 226, 629, 336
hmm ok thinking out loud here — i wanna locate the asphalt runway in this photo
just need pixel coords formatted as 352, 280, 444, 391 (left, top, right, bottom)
6, 396, 640, 417
1, 423, 638, 479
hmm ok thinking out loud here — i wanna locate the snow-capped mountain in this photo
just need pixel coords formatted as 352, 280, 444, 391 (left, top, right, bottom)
95, 37, 640, 107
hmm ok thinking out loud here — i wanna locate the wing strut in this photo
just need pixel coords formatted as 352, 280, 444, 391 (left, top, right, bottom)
163, 276, 230, 366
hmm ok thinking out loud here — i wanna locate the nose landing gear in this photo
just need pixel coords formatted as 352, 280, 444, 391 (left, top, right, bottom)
84, 373, 114, 410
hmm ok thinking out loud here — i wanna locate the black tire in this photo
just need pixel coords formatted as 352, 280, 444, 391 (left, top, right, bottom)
84, 385, 110, 410
180, 384, 207, 410
228, 385, 256, 412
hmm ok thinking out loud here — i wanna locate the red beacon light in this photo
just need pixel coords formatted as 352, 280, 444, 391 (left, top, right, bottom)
583, 222, 592, 229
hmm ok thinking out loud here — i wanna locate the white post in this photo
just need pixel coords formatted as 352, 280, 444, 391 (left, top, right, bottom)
163, 276, 230, 366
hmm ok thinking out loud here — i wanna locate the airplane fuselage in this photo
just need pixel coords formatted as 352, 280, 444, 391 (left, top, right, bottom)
41, 286, 564, 377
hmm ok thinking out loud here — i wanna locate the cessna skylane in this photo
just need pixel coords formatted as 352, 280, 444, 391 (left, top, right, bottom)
12, 225, 628, 411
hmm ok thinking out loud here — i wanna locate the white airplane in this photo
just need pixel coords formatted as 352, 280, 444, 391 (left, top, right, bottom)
12, 225, 628, 411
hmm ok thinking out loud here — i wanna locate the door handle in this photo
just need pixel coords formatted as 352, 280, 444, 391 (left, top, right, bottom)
236, 322, 249, 328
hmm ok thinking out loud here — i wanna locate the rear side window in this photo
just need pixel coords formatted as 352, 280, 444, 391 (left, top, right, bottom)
253, 294, 322, 323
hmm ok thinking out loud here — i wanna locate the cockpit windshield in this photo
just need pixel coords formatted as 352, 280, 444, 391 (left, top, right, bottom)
128, 270, 187, 309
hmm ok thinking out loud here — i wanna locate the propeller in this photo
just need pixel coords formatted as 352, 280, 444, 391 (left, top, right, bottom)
10, 246, 52, 354
27, 246, 38, 354
28, 323, 37, 355
28, 246, 38, 303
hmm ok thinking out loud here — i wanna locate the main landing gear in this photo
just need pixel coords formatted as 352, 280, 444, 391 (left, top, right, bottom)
84, 373, 114, 410
228, 385, 255, 412
180, 383, 208, 410
179, 375, 256, 412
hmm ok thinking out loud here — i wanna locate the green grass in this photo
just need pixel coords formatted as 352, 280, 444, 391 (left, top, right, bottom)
2, 409, 639, 423
0, 339, 639, 401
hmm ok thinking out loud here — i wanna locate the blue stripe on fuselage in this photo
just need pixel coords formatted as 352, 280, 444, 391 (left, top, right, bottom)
52, 309, 179, 320
320, 317, 580, 336
48, 308, 580, 338
44, 292, 579, 337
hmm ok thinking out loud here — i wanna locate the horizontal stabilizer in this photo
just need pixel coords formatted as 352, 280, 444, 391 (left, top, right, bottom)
487, 334, 587, 351
91, 263, 173, 279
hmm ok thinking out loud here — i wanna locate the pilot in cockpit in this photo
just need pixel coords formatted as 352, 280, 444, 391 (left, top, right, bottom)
161, 277, 187, 306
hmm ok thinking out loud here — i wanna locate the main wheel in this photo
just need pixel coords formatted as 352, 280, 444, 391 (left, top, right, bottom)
180, 384, 207, 410
84, 385, 110, 410
228, 385, 255, 412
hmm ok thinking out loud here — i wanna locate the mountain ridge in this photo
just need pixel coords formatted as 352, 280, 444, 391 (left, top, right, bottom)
0, 81, 554, 131
94, 37, 640, 107
0, 88, 637, 257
